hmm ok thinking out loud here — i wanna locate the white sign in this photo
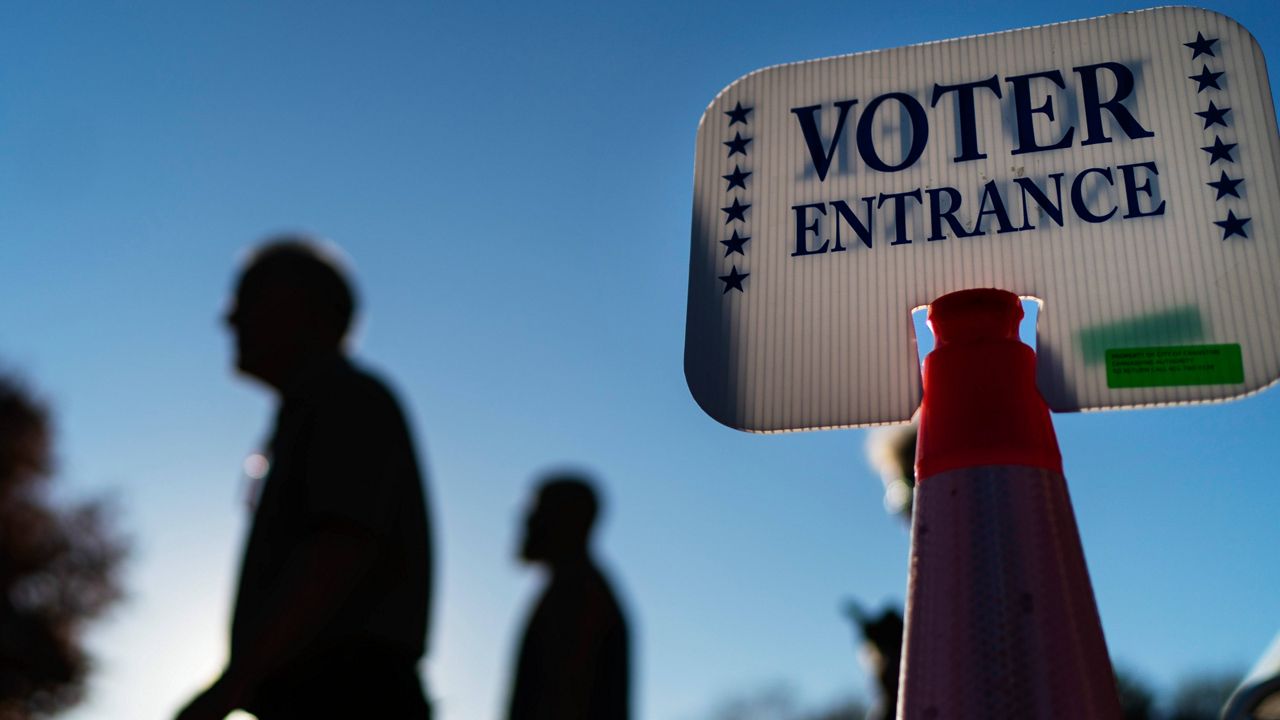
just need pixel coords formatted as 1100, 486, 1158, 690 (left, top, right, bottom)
684, 7, 1280, 432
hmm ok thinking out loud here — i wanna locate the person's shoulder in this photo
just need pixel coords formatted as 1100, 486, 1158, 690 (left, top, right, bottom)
317, 358, 409, 423
342, 358, 401, 402
586, 564, 628, 619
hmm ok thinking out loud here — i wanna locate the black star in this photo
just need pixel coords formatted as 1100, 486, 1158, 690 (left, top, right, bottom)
1206, 171, 1243, 200
725, 101, 753, 126
1201, 137, 1237, 164
724, 131, 752, 157
1214, 210, 1251, 240
721, 197, 750, 224
722, 164, 751, 191
1185, 32, 1218, 60
1188, 66, 1224, 92
721, 229, 751, 256
1195, 101, 1231, 129
719, 265, 749, 293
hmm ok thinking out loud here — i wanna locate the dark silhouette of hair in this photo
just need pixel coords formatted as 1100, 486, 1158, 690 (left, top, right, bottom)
236, 237, 357, 346
0, 372, 127, 719
524, 476, 598, 559
540, 477, 598, 531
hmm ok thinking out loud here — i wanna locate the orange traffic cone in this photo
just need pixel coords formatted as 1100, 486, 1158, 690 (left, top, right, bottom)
898, 289, 1122, 719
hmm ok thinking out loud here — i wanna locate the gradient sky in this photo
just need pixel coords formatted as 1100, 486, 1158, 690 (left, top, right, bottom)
2, 1, 1278, 718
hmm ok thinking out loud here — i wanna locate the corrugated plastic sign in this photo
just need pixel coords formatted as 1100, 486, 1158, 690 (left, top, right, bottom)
685, 7, 1280, 432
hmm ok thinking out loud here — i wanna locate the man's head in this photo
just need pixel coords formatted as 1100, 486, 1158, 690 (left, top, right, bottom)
225, 236, 356, 389
520, 474, 600, 566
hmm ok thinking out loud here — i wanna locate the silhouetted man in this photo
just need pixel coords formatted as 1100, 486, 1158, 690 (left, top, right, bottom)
176, 238, 433, 720
508, 475, 629, 720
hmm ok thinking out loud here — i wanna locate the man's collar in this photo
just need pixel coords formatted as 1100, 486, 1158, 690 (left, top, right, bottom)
279, 351, 349, 401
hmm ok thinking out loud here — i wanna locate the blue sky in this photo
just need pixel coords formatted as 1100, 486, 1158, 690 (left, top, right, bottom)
1, 1, 1278, 718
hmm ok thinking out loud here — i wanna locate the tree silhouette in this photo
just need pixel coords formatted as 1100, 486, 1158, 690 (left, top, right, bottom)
702, 683, 867, 720
0, 372, 127, 719
1114, 666, 1156, 720
1169, 672, 1242, 720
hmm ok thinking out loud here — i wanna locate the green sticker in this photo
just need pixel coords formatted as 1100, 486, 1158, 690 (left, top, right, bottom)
1105, 344, 1244, 388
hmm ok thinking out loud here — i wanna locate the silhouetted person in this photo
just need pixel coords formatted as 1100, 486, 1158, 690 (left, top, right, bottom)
175, 238, 433, 720
843, 601, 903, 720
508, 475, 629, 720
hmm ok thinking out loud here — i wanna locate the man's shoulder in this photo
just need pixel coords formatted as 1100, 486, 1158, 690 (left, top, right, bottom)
561, 564, 628, 628
591, 566, 626, 616
306, 359, 410, 430
345, 358, 400, 397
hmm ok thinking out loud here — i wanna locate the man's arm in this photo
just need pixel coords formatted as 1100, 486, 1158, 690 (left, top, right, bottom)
174, 523, 376, 720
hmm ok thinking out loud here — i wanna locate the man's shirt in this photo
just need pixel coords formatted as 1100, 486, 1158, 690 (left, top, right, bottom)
230, 355, 432, 703
509, 562, 630, 720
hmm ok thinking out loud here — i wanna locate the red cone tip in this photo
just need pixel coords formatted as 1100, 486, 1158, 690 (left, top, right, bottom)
916, 288, 1062, 478
928, 288, 1023, 346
